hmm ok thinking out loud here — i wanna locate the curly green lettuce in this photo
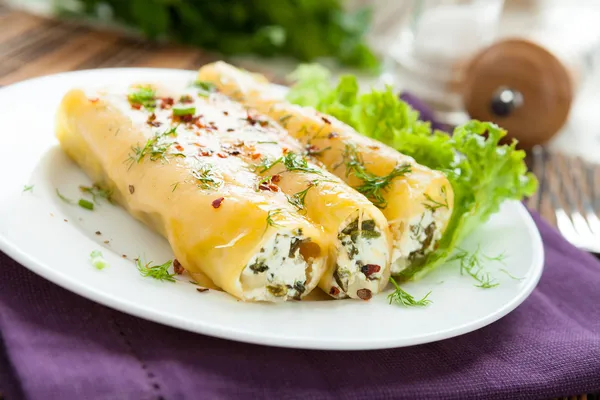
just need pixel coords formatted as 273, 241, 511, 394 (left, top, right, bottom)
287, 65, 538, 280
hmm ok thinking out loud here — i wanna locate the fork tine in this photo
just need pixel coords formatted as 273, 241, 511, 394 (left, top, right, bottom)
546, 151, 580, 243
560, 155, 597, 244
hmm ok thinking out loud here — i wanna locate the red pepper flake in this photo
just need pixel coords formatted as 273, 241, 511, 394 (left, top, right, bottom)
259, 183, 280, 192
212, 197, 225, 209
356, 288, 372, 301
160, 97, 174, 109
271, 174, 281, 183
329, 287, 340, 296
259, 120, 269, 128
122, 254, 127, 258
95, 231, 101, 236
216, 152, 228, 159
328, 132, 339, 139
174, 114, 194, 123
129, 185, 135, 194
282, 147, 290, 154
147, 113, 161, 127
174, 144, 185, 152
321, 116, 331, 124
368, 145, 380, 150
89, 97, 99, 103
199, 150, 213, 157
179, 94, 194, 104
173, 259, 185, 274
63, 219, 68, 222
196, 288, 209, 293
226, 128, 235, 132
223, 111, 229, 116
251, 153, 261, 160
131, 103, 142, 110
361, 264, 381, 280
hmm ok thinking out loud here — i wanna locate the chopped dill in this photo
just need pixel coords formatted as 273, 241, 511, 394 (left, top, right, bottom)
265, 209, 284, 233
79, 184, 113, 204
135, 258, 176, 282
172, 106, 196, 116
448, 246, 505, 288
278, 114, 293, 125
125, 126, 181, 168
500, 268, 524, 281
56, 189, 74, 204
256, 152, 322, 175
171, 182, 180, 192
23, 185, 34, 193
341, 144, 411, 208
286, 182, 315, 211
423, 186, 449, 212
189, 280, 199, 285
192, 80, 216, 96
78, 199, 94, 210
387, 278, 432, 307
127, 86, 156, 110
191, 164, 221, 190
257, 141, 278, 145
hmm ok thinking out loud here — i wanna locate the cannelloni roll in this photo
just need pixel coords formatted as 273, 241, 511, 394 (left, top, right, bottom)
197, 62, 454, 275
166, 89, 392, 300
55, 85, 328, 302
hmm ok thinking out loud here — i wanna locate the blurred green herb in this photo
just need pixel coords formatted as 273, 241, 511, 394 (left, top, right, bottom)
54, 0, 378, 68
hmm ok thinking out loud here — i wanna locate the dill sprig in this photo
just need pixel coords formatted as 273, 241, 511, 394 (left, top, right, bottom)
191, 164, 222, 190
423, 186, 449, 212
125, 127, 180, 168
56, 189, 74, 204
135, 258, 176, 282
128, 86, 156, 110
79, 184, 113, 204
499, 268, 523, 281
192, 80, 216, 96
265, 209, 284, 233
448, 246, 505, 288
171, 182, 180, 192
387, 277, 432, 307
287, 182, 316, 211
23, 185, 34, 192
256, 152, 323, 175
341, 144, 411, 208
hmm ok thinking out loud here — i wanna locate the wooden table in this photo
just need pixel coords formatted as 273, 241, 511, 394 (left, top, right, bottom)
0, 4, 597, 400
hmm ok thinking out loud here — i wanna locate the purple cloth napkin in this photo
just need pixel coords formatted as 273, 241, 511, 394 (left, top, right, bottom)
1, 212, 599, 400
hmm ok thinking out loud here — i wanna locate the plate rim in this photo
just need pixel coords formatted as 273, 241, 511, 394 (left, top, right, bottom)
0, 69, 545, 350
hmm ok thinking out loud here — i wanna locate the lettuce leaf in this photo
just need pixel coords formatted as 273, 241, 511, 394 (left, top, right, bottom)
287, 65, 538, 280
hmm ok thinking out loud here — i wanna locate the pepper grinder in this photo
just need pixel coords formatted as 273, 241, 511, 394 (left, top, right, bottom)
462, 38, 573, 149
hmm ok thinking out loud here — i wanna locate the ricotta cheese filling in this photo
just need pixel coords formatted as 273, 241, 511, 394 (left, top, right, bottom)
241, 232, 313, 301
329, 213, 389, 300
390, 208, 449, 275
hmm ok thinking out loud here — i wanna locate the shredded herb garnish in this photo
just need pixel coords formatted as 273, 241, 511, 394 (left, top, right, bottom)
191, 164, 221, 190
192, 80, 217, 96
265, 209, 283, 232
257, 141, 278, 145
23, 185, 34, 192
135, 258, 176, 282
257, 152, 323, 175
448, 246, 504, 288
56, 189, 74, 204
499, 268, 523, 281
423, 186, 449, 212
79, 184, 113, 204
173, 106, 196, 116
387, 277, 432, 307
171, 182, 180, 192
341, 144, 411, 208
287, 182, 315, 211
125, 126, 181, 168
78, 199, 94, 210
128, 86, 156, 110
90, 250, 109, 270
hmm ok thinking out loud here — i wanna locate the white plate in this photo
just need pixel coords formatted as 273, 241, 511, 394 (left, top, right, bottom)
0, 69, 544, 350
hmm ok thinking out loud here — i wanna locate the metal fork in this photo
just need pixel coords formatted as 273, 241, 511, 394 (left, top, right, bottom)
534, 146, 600, 254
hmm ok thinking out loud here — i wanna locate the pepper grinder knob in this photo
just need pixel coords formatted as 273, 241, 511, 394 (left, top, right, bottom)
490, 87, 523, 117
